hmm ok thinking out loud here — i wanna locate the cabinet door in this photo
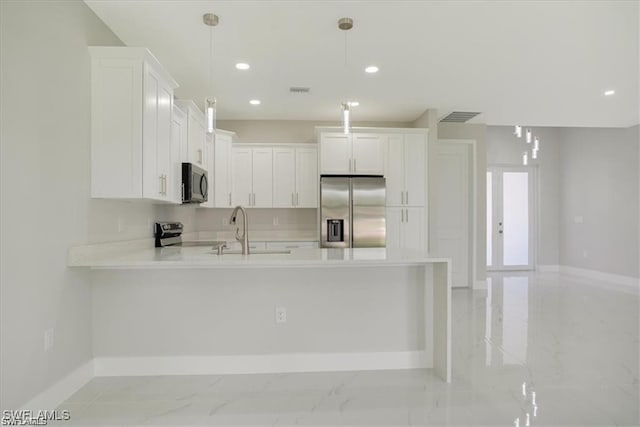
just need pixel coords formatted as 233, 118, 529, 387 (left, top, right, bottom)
251, 148, 273, 207
231, 147, 253, 206
170, 106, 187, 204
142, 65, 161, 200
272, 148, 296, 207
201, 134, 214, 207
188, 112, 206, 167
214, 134, 232, 207
352, 133, 384, 175
295, 148, 318, 208
403, 207, 425, 251
385, 135, 404, 206
385, 207, 403, 250
320, 133, 350, 174
404, 134, 426, 206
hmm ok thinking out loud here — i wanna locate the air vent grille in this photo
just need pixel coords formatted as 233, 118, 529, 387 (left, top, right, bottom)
440, 111, 481, 123
289, 86, 310, 93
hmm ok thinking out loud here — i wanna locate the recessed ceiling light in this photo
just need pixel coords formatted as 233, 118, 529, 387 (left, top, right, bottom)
604, 89, 615, 96
365, 66, 379, 74
249, 99, 261, 105
235, 63, 250, 70
348, 101, 359, 107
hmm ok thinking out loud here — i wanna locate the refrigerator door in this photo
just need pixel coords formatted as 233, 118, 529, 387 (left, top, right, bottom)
352, 177, 386, 248
320, 177, 351, 248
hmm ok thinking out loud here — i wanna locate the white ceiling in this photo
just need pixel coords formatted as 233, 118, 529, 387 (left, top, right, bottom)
85, 0, 639, 127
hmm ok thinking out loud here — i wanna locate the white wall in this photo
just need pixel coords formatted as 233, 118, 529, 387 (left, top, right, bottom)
91, 268, 425, 357
558, 126, 639, 278
486, 126, 562, 266
0, 0, 164, 409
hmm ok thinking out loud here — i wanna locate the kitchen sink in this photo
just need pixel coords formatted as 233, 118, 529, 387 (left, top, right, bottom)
179, 240, 226, 248
215, 249, 291, 255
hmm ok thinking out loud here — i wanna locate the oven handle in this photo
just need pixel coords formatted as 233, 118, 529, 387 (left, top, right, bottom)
200, 174, 208, 200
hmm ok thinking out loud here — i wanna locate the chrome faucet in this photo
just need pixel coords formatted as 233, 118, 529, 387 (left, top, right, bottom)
229, 205, 249, 255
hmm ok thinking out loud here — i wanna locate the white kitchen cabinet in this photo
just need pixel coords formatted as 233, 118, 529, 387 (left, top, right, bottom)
273, 147, 318, 208
90, 47, 178, 202
213, 130, 235, 207
320, 132, 383, 175
175, 100, 207, 169
231, 146, 273, 207
169, 105, 187, 204
386, 206, 425, 251
385, 133, 426, 207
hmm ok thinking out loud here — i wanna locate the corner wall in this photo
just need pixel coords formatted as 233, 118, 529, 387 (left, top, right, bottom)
558, 126, 639, 278
0, 0, 153, 409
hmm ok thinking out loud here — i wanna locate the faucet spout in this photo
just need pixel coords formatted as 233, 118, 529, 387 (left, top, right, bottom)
229, 206, 249, 255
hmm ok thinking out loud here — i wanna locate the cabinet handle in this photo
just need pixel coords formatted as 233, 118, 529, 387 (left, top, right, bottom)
159, 175, 164, 195
406, 208, 409, 223
162, 175, 166, 195
296, 192, 299, 206
248, 193, 251, 205
292, 193, 295, 206
406, 191, 409, 205
353, 158, 356, 172
401, 209, 404, 223
228, 193, 231, 206
198, 149, 203, 164
253, 193, 256, 206
401, 191, 404, 205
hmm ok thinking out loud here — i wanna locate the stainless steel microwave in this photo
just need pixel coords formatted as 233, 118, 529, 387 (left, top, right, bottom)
182, 163, 208, 204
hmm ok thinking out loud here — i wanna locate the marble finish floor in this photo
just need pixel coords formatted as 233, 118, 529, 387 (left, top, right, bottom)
54, 272, 639, 426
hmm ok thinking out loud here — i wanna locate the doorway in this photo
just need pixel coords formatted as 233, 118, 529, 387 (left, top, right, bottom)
487, 166, 535, 271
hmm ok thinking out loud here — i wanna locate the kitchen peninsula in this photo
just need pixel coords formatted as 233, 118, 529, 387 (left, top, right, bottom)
69, 245, 451, 382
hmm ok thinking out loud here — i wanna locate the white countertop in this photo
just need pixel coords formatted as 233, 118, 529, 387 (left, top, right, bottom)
68, 245, 449, 269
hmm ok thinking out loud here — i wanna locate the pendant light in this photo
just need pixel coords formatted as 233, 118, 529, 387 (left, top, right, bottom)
203, 13, 219, 135
514, 125, 542, 165
338, 17, 353, 134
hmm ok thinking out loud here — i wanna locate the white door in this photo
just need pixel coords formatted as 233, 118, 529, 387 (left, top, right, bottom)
431, 142, 471, 288
295, 148, 318, 208
320, 133, 350, 174
352, 133, 384, 174
487, 166, 534, 271
214, 134, 232, 207
231, 147, 252, 206
403, 207, 425, 251
273, 148, 295, 207
385, 135, 404, 206
251, 148, 273, 207
404, 134, 426, 206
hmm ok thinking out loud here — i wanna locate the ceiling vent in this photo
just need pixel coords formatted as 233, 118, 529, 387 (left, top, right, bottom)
289, 86, 310, 94
439, 111, 481, 123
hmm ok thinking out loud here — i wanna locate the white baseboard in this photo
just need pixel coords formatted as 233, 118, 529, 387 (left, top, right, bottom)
559, 266, 639, 289
93, 351, 429, 377
20, 360, 94, 411
537, 264, 560, 273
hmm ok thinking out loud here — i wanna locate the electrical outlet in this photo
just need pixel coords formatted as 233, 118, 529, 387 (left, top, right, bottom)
44, 328, 54, 352
275, 307, 287, 324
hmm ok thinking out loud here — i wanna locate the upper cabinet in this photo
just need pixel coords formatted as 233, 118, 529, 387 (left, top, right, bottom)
231, 146, 273, 208
273, 147, 318, 208
320, 132, 384, 175
169, 104, 188, 204
174, 100, 207, 170
213, 130, 236, 208
90, 47, 178, 202
385, 133, 427, 207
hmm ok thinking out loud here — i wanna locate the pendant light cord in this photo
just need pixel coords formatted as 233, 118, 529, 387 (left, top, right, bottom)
209, 25, 213, 94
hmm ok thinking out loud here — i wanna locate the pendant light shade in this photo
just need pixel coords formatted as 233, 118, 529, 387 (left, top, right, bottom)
514, 125, 522, 138
206, 97, 216, 134
203, 13, 219, 135
342, 102, 350, 134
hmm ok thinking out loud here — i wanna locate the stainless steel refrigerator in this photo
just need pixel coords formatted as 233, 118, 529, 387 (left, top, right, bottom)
320, 176, 386, 248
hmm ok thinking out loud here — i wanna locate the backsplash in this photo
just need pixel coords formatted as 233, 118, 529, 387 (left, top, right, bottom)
196, 208, 317, 233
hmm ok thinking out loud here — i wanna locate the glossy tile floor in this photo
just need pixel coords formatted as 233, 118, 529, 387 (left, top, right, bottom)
54, 272, 639, 426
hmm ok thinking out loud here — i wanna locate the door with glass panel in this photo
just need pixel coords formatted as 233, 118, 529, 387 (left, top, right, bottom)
487, 166, 535, 270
